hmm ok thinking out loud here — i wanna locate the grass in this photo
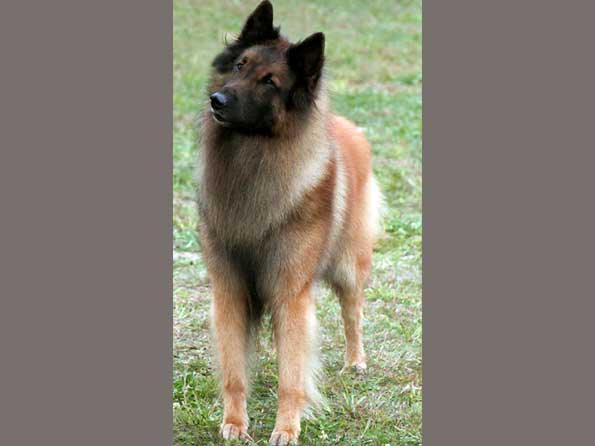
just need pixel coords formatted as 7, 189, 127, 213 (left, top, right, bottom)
173, 0, 421, 444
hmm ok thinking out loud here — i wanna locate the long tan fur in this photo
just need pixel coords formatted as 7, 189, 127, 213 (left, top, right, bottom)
196, 2, 382, 444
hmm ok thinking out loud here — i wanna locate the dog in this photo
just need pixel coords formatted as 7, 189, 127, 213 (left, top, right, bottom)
196, 2, 382, 444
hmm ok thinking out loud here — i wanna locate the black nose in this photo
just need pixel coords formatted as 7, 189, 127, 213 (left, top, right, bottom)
210, 92, 227, 110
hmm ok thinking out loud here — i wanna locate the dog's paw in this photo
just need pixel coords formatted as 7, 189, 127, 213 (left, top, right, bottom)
220, 423, 248, 441
269, 428, 299, 446
353, 362, 367, 374
341, 361, 367, 375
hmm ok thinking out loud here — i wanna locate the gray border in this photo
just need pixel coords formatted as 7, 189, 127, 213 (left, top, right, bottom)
424, 1, 595, 444
0, 1, 172, 445
2, 1, 595, 445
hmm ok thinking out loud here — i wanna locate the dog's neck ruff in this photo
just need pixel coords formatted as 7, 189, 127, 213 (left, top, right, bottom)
198, 90, 333, 246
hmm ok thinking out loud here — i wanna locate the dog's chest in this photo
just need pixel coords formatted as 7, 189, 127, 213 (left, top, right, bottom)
199, 159, 288, 244
199, 141, 329, 244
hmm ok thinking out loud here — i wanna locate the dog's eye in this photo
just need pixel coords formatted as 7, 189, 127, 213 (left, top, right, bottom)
235, 62, 244, 72
261, 75, 277, 88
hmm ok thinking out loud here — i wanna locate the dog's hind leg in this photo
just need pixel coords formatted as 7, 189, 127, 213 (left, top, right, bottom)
331, 175, 381, 373
333, 252, 371, 373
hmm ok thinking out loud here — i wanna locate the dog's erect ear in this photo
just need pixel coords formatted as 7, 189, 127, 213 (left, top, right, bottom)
212, 1, 278, 73
287, 32, 325, 79
286, 33, 325, 109
238, 1, 279, 44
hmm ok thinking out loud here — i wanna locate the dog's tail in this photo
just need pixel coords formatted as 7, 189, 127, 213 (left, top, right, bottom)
366, 174, 386, 244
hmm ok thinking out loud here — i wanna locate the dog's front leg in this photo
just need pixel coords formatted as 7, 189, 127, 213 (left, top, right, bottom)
270, 287, 317, 446
211, 279, 251, 441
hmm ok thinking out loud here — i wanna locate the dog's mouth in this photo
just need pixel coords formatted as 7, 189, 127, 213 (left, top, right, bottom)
210, 107, 231, 126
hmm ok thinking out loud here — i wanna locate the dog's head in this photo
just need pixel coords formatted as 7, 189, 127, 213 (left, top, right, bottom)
207, 1, 325, 134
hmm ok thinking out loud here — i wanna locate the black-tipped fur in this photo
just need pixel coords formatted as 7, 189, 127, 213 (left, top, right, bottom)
212, 1, 280, 73
287, 32, 326, 110
208, 3, 326, 131
238, 0, 280, 44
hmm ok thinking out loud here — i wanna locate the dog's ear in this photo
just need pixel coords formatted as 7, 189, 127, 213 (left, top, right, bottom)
238, 1, 279, 44
212, 1, 278, 73
286, 32, 325, 110
287, 32, 325, 79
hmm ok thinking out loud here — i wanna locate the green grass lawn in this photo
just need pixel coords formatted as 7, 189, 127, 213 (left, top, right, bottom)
173, 1, 421, 444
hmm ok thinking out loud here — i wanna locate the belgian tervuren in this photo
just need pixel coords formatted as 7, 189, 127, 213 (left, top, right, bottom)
196, 2, 382, 444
